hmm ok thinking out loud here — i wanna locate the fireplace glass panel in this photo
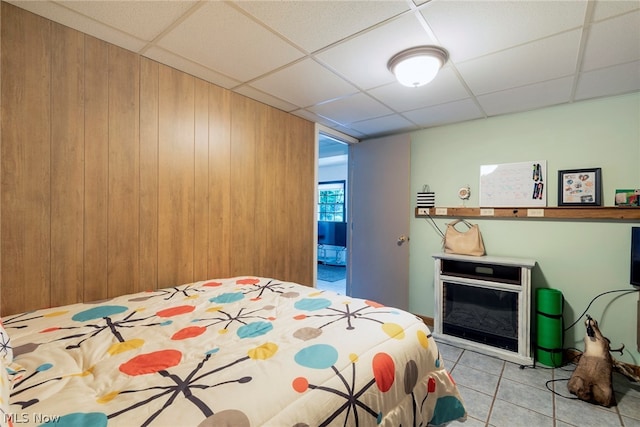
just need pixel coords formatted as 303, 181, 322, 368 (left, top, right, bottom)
442, 282, 519, 352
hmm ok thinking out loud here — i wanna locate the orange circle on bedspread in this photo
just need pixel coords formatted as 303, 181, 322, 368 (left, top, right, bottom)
119, 349, 182, 376
172, 326, 207, 340
156, 305, 195, 317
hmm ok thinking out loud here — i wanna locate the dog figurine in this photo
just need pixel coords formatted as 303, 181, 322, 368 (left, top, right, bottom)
567, 315, 615, 407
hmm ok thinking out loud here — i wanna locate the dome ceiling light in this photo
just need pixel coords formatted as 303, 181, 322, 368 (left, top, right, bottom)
387, 46, 449, 88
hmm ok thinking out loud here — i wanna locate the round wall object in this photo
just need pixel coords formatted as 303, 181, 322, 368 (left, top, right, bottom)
458, 186, 470, 200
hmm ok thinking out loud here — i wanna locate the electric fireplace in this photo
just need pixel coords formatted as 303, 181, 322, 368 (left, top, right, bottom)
433, 253, 535, 365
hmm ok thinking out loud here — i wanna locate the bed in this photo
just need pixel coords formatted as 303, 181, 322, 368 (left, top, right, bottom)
2, 276, 466, 426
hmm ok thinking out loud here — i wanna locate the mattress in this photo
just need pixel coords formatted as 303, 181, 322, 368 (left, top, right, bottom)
3, 277, 466, 426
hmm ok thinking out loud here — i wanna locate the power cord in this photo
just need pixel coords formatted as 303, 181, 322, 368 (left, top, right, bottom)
424, 213, 445, 239
564, 288, 639, 332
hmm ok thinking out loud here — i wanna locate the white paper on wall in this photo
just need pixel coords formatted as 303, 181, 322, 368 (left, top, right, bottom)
479, 161, 547, 207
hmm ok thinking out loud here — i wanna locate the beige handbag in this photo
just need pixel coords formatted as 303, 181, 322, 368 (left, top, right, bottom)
443, 219, 486, 256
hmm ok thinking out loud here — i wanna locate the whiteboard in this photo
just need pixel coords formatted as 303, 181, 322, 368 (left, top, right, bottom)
479, 161, 547, 207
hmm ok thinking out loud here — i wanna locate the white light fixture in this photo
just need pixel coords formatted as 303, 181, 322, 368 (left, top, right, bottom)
387, 46, 449, 88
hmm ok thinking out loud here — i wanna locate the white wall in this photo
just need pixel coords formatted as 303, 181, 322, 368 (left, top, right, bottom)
318, 161, 348, 183
409, 92, 640, 364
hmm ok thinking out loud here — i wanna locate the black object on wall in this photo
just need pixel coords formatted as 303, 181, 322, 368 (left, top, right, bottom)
631, 227, 640, 286
318, 221, 347, 247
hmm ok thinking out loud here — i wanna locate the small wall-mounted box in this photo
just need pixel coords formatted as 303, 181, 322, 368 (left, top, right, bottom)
417, 192, 435, 208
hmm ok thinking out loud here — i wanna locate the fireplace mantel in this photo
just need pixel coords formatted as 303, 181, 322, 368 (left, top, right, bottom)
433, 253, 536, 365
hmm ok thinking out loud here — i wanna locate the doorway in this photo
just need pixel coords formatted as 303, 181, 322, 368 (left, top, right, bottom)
317, 132, 350, 294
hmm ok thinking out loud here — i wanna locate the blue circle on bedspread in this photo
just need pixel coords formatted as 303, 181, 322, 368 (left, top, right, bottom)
294, 298, 332, 311
210, 292, 244, 304
237, 321, 273, 339
72, 305, 128, 322
294, 344, 338, 369
40, 412, 107, 427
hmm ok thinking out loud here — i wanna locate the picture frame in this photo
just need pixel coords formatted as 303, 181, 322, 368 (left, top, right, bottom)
557, 168, 602, 206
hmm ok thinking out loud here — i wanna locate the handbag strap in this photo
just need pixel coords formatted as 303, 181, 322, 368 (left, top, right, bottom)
448, 219, 474, 228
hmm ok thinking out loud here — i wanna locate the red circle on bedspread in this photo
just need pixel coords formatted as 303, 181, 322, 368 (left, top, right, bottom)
119, 349, 182, 376
292, 377, 309, 392
372, 352, 395, 392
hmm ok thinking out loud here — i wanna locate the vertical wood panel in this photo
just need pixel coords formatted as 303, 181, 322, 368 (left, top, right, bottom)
256, 108, 288, 279
230, 94, 257, 276
0, 4, 315, 314
84, 35, 109, 302
158, 65, 195, 288
208, 85, 231, 278
194, 78, 209, 281
139, 57, 159, 290
0, 4, 51, 314
286, 117, 315, 285
50, 22, 84, 307
252, 102, 269, 278
108, 45, 140, 297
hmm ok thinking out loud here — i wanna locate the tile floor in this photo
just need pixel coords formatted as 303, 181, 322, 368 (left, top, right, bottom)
438, 341, 640, 427
316, 274, 640, 426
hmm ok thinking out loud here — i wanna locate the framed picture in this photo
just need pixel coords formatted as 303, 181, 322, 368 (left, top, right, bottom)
557, 168, 602, 206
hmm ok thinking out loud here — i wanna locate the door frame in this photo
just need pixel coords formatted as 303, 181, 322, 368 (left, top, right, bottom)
314, 124, 358, 287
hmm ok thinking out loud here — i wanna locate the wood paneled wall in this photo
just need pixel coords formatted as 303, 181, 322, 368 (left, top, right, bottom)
0, 3, 315, 316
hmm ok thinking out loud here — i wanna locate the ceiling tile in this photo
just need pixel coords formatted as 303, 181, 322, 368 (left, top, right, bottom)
575, 60, 640, 100
457, 30, 582, 95
234, 0, 409, 53
316, 13, 437, 90
581, 10, 640, 71
591, 0, 640, 21
368, 67, 469, 112
349, 114, 418, 137
155, 1, 305, 82
477, 76, 574, 117
421, 0, 587, 62
402, 99, 484, 128
308, 93, 393, 125
56, 0, 198, 41
249, 59, 358, 108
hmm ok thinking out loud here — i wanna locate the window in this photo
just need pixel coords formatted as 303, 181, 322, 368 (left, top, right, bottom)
318, 180, 345, 222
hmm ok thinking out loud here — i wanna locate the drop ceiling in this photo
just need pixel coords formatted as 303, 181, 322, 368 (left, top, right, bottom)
8, 0, 640, 141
